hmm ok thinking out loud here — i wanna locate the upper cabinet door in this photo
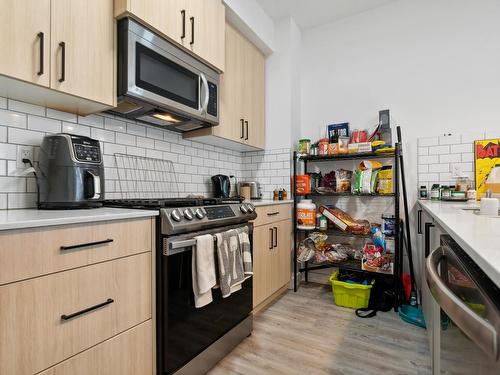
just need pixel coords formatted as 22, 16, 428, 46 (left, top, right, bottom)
50, 0, 115, 106
0, 0, 50, 87
129, 0, 187, 45
217, 22, 247, 143
187, 0, 225, 72
245, 41, 266, 149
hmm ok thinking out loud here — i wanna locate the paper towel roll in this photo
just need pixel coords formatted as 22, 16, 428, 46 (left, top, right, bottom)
480, 197, 499, 216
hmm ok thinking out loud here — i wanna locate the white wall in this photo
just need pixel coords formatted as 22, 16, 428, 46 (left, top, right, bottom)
223, 0, 275, 55
266, 17, 302, 150
300, 0, 500, 207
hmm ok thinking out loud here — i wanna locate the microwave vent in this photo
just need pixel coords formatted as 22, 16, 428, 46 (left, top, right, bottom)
114, 100, 144, 114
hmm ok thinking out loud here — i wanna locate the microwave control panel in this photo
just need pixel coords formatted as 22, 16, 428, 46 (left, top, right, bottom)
207, 82, 218, 117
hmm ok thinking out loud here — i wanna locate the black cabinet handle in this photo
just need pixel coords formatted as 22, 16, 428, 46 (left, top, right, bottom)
273, 227, 278, 248
181, 10, 186, 39
37, 32, 44, 76
417, 210, 422, 234
424, 223, 435, 258
245, 120, 249, 140
61, 298, 114, 321
60, 238, 114, 251
267, 212, 279, 216
190, 17, 195, 45
58, 42, 66, 83
240, 119, 244, 139
269, 228, 273, 249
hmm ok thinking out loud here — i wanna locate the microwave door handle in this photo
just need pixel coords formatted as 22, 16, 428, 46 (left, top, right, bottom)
87, 171, 101, 200
426, 247, 499, 360
200, 72, 209, 115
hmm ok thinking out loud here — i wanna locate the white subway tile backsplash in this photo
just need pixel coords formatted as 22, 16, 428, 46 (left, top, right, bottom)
0, 127, 6, 143
104, 118, 127, 133
0, 177, 25, 192
116, 132, 136, 146
8, 100, 45, 116
0, 96, 290, 208
62, 122, 90, 137
27, 115, 61, 133
439, 154, 461, 163
419, 173, 439, 182
428, 145, 449, 155
450, 143, 472, 154
0, 110, 26, 129
418, 155, 439, 164
418, 147, 428, 156
7, 193, 36, 209
78, 114, 104, 128
0, 143, 17, 159
428, 164, 449, 173
8, 128, 44, 146
46, 108, 77, 123
462, 153, 474, 162
91, 128, 115, 143
127, 123, 146, 137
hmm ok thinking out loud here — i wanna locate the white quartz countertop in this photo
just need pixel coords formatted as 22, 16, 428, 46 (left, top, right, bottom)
0, 208, 159, 231
250, 199, 293, 207
418, 200, 500, 286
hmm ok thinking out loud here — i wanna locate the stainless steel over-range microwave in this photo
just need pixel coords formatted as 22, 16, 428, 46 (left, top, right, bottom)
111, 18, 220, 132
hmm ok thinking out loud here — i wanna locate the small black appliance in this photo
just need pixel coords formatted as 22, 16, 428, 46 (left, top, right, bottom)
211, 174, 231, 198
38, 133, 105, 209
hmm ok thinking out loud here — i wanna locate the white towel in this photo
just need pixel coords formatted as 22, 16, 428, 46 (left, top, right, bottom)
192, 234, 216, 308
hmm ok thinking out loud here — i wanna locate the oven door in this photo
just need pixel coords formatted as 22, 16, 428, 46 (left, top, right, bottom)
426, 236, 500, 374
159, 224, 253, 375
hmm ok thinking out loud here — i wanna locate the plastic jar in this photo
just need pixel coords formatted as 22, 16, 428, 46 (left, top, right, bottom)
441, 185, 451, 199
431, 184, 440, 201
298, 139, 311, 155
381, 214, 396, 236
297, 199, 316, 230
318, 138, 329, 156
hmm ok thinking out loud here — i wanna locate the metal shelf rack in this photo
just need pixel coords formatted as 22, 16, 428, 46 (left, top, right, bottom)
292, 146, 403, 311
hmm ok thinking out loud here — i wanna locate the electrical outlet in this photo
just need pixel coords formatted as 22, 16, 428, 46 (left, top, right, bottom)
17, 146, 34, 168
452, 164, 463, 178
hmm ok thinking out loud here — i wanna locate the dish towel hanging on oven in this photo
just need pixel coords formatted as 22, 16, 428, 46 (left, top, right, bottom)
192, 234, 217, 308
236, 226, 253, 276
215, 229, 245, 298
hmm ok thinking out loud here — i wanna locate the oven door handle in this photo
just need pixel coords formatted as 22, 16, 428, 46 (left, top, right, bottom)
170, 238, 197, 250
426, 246, 499, 360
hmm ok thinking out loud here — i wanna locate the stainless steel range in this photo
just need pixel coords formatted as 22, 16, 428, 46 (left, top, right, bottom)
105, 197, 256, 375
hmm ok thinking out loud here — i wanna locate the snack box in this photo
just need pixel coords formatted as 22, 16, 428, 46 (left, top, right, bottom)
293, 175, 311, 195
348, 142, 372, 154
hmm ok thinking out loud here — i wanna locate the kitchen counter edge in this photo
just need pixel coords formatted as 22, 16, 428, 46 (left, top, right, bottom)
418, 200, 500, 287
0, 207, 159, 231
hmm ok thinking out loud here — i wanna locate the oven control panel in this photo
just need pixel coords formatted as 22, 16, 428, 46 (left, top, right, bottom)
161, 203, 256, 235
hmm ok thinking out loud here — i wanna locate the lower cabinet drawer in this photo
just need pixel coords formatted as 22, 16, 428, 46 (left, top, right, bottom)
0, 217, 153, 285
0, 253, 152, 375
253, 204, 292, 227
39, 320, 153, 375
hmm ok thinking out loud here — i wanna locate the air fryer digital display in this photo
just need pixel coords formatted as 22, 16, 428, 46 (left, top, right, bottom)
72, 137, 101, 163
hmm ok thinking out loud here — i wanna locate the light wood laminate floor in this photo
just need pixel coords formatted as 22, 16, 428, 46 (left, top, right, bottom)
209, 283, 431, 375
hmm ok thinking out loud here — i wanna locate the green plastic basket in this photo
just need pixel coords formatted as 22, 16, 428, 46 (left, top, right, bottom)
329, 271, 374, 309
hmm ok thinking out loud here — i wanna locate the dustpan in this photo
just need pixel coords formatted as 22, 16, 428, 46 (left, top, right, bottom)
399, 304, 426, 329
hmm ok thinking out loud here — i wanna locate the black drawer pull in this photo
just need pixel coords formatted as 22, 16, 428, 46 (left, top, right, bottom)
273, 227, 278, 248
58, 41, 66, 82
181, 10, 186, 39
190, 17, 195, 45
269, 228, 273, 249
245, 120, 249, 140
267, 212, 280, 216
60, 238, 114, 251
61, 298, 114, 321
37, 32, 44, 76
240, 119, 244, 139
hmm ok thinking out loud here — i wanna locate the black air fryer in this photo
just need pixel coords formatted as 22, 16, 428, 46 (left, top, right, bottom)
38, 133, 105, 209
